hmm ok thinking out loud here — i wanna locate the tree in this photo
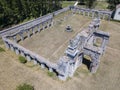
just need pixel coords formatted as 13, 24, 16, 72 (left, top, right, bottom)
107, 0, 120, 10
78, 0, 97, 8
0, 0, 62, 29
85, 0, 97, 8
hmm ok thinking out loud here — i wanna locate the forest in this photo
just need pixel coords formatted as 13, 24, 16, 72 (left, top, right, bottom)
0, 0, 120, 30
0, 0, 62, 29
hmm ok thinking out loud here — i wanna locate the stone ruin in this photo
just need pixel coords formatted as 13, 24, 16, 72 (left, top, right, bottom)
0, 6, 110, 81
58, 18, 109, 80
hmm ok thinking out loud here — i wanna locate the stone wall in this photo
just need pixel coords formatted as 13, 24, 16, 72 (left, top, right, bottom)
70, 6, 112, 20
1, 6, 110, 81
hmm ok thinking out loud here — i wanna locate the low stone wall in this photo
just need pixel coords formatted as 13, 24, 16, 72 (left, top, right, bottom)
70, 6, 112, 20
5, 18, 53, 43
0, 7, 70, 37
3, 37, 57, 72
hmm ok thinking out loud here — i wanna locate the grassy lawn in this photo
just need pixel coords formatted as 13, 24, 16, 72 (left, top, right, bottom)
78, 1, 109, 10
95, 1, 109, 10
62, 1, 75, 8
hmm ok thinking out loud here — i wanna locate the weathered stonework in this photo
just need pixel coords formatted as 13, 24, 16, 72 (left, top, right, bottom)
0, 6, 110, 81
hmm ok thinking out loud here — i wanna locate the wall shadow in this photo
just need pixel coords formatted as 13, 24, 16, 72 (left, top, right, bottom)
82, 58, 92, 70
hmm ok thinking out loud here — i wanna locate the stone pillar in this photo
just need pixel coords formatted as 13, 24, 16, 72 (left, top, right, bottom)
10, 45, 14, 51
102, 14, 105, 20
108, 14, 111, 21
37, 25, 40, 32
13, 36, 17, 43
42, 22, 45, 30
92, 12, 95, 18
20, 33, 24, 41
27, 30, 30, 38
79, 10, 80, 14
32, 27, 35, 34
98, 13, 100, 18
49, 68, 53, 72
15, 49, 19, 55
88, 12, 90, 17
82, 11, 83, 15
93, 37, 97, 45
90, 61, 99, 73
26, 55, 31, 62
4, 42, 9, 49
41, 64, 45, 69
33, 60, 37, 65
21, 51, 25, 57
51, 21, 53, 26
83, 11, 85, 16
47, 22, 50, 28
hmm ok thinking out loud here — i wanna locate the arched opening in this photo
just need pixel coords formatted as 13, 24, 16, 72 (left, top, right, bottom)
83, 55, 92, 69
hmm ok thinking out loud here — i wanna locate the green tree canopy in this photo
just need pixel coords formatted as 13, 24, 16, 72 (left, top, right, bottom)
0, 0, 62, 30
107, 0, 120, 10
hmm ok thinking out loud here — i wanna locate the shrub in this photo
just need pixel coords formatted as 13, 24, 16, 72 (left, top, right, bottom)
19, 56, 27, 64
47, 71, 54, 77
16, 83, 34, 90
0, 47, 5, 52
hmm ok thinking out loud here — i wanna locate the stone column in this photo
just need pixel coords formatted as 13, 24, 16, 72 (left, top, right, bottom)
51, 20, 53, 26
98, 13, 100, 18
27, 30, 30, 38
42, 22, 45, 30
10, 45, 14, 51
88, 12, 90, 17
92, 12, 95, 18
37, 25, 40, 32
13, 36, 17, 43
21, 51, 25, 57
20, 33, 24, 41
32, 27, 35, 34
15, 49, 19, 55
47, 22, 50, 28
90, 61, 99, 73
108, 14, 111, 21
79, 10, 80, 14
26, 55, 31, 62
33, 60, 37, 65
4, 42, 9, 49
41, 64, 45, 69
93, 37, 97, 45
83, 11, 85, 16
102, 14, 105, 20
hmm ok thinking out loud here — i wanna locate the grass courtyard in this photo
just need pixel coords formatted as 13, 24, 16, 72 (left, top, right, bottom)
19, 11, 91, 63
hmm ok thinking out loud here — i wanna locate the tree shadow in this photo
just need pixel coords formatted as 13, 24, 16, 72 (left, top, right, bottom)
82, 58, 92, 70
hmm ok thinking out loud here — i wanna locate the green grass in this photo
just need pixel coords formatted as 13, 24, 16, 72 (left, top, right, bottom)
0, 47, 5, 52
19, 56, 27, 64
62, 1, 75, 8
16, 83, 34, 90
47, 71, 55, 77
95, 1, 109, 10
78, 1, 109, 10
